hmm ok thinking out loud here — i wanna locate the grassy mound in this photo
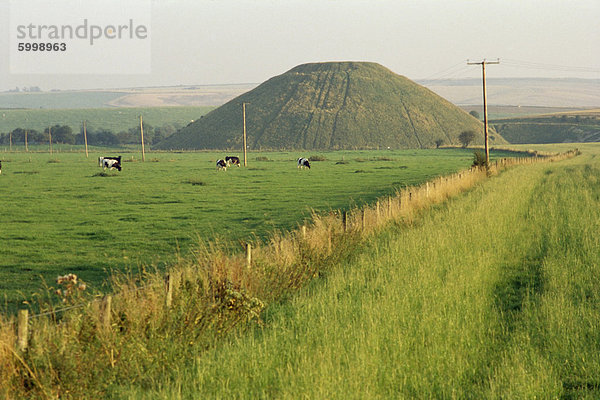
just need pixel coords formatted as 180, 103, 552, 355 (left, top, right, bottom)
155, 62, 504, 150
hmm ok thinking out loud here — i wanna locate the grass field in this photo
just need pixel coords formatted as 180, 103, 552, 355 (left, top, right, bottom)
0, 147, 514, 312
0, 106, 213, 137
121, 144, 600, 399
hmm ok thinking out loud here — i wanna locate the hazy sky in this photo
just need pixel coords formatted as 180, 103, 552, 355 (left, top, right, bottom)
1, 0, 599, 91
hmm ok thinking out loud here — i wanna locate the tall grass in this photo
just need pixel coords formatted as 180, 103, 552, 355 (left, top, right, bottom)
0, 149, 585, 398
127, 150, 596, 399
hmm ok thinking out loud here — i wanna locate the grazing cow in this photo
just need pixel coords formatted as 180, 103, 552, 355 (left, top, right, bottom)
297, 157, 311, 169
225, 156, 241, 167
98, 156, 121, 167
102, 158, 122, 171
0, 160, 2, 175
216, 159, 227, 171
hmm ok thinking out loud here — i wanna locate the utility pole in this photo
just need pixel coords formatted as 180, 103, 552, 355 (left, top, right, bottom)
467, 59, 499, 165
139, 115, 146, 162
83, 120, 89, 158
242, 102, 248, 167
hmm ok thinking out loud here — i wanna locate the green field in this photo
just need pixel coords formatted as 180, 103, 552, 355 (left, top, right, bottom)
0, 148, 512, 311
0, 106, 213, 137
123, 144, 599, 399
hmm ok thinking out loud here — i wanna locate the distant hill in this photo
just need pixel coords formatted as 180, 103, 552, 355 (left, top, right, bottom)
155, 62, 503, 150
492, 109, 600, 144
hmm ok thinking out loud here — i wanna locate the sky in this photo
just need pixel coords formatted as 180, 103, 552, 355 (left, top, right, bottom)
1, 0, 599, 91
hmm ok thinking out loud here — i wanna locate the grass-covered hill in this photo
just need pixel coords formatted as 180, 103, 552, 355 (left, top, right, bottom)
492, 109, 600, 144
155, 62, 504, 150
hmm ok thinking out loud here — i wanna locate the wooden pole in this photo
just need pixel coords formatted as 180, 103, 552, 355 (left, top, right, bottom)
140, 115, 146, 162
342, 211, 347, 232
246, 243, 252, 269
25, 130, 28, 152
100, 295, 112, 332
165, 274, 173, 309
17, 309, 28, 352
301, 225, 307, 239
48, 126, 52, 154
83, 120, 89, 158
9, 131, 12, 152
468, 59, 499, 165
361, 208, 366, 231
242, 103, 247, 167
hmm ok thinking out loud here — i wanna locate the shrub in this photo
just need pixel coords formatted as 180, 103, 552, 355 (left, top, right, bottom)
472, 151, 487, 167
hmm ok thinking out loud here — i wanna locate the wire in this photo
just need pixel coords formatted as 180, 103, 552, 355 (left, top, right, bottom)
502, 58, 600, 74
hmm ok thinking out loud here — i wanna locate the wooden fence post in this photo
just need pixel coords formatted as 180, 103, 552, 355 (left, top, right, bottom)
17, 309, 28, 352
165, 274, 173, 309
376, 201, 380, 224
301, 225, 307, 239
361, 208, 366, 231
342, 211, 347, 232
426, 182, 430, 198
388, 196, 392, 217
100, 295, 112, 332
246, 243, 252, 269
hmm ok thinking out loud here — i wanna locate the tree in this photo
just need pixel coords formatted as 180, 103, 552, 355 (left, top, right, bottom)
458, 130, 476, 148
469, 110, 480, 119
45, 125, 75, 144
435, 138, 444, 148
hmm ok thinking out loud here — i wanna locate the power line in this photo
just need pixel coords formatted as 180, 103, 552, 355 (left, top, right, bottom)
501, 58, 600, 74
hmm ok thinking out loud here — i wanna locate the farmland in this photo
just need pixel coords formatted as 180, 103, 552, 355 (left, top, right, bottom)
0, 106, 213, 137
0, 147, 512, 312
1, 144, 596, 398
123, 144, 600, 399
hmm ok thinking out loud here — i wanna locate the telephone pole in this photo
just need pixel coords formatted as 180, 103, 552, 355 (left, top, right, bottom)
467, 59, 499, 165
242, 102, 248, 167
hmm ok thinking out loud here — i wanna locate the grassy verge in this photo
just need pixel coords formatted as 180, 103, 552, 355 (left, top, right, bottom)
0, 149, 588, 398
122, 151, 598, 399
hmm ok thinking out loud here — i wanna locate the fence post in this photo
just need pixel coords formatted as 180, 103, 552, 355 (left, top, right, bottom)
388, 196, 392, 217
100, 295, 112, 332
301, 225, 307, 239
426, 182, 430, 198
246, 243, 252, 269
376, 201, 380, 224
342, 211, 347, 232
17, 309, 28, 352
165, 274, 173, 309
361, 208, 366, 231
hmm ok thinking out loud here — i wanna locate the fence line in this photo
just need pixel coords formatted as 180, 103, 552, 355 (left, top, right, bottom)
12, 149, 579, 352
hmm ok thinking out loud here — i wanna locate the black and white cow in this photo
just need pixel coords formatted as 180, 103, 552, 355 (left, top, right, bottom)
98, 156, 121, 167
297, 157, 310, 169
102, 158, 122, 171
216, 159, 227, 171
0, 160, 2, 175
225, 156, 241, 167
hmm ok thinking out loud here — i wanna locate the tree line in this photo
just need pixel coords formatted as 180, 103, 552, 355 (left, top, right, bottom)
0, 122, 180, 147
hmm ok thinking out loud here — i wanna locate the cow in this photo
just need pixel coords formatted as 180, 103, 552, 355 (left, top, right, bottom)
297, 157, 311, 169
216, 159, 227, 171
0, 160, 2, 175
98, 156, 121, 167
102, 158, 122, 171
225, 156, 241, 167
